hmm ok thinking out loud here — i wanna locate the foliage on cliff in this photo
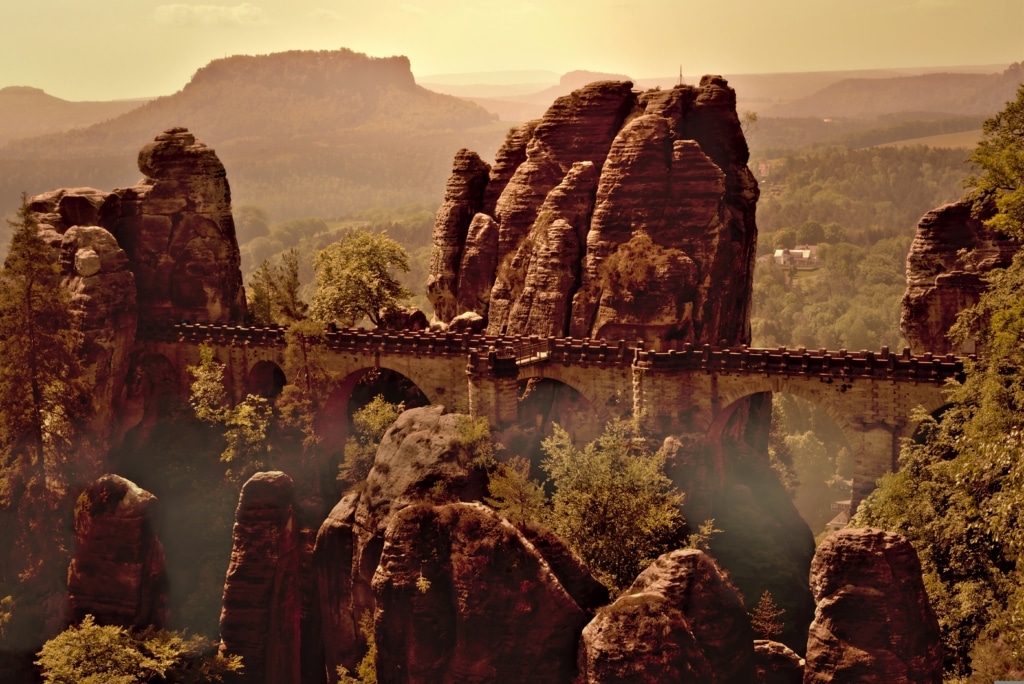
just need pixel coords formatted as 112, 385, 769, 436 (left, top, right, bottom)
542, 420, 684, 592
36, 615, 241, 684
0, 202, 91, 672
856, 85, 1024, 681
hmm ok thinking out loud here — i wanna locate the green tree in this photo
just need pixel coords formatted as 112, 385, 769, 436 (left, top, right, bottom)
542, 420, 683, 591
233, 205, 270, 244
338, 396, 404, 485
969, 82, 1024, 238
771, 228, 797, 251
188, 346, 272, 484
796, 220, 825, 245
485, 456, 548, 526
856, 88, 1024, 677
310, 229, 411, 328
246, 248, 308, 326
750, 590, 786, 640
35, 615, 242, 684
0, 200, 88, 489
0, 200, 89, 661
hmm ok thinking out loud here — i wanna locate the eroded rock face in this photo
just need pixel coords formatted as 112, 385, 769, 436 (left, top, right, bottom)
373, 502, 593, 684
426, 149, 491, 322
804, 527, 942, 684
901, 198, 1016, 354
67, 474, 167, 630
313, 406, 606, 683
578, 549, 756, 684
427, 76, 757, 347
58, 226, 138, 442
313, 406, 491, 679
219, 471, 301, 684
24, 128, 247, 456
754, 640, 804, 684
119, 127, 245, 325
28, 128, 246, 329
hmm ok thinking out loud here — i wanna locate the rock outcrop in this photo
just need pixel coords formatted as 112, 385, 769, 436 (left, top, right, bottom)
426, 150, 491, 322
753, 640, 804, 684
803, 527, 942, 684
219, 471, 301, 684
24, 128, 247, 452
901, 198, 1017, 354
373, 502, 597, 684
120, 127, 245, 325
427, 76, 758, 348
28, 128, 246, 328
67, 474, 167, 629
314, 405, 606, 683
578, 549, 756, 684
314, 406, 491, 679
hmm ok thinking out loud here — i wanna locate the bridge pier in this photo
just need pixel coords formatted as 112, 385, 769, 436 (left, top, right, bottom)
849, 425, 899, 513
466, 350, 519, 428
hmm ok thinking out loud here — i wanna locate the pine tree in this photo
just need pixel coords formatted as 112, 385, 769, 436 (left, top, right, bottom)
0, 198, 88, 658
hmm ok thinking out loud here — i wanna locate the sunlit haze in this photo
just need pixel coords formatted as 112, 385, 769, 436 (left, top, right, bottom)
1, 0, 1022, 101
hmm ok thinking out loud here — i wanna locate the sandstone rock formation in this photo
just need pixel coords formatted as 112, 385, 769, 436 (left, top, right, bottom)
219, 471, 301, 684
753, 640, 804, 684
313, 405, 606, 683
314, 405, 492, 679
373, 502, 595, 684
121, 127, 245, 325
803, 527, 942, 684
427, 76, 758, 348
28, 128, 246, 327
426, 149, 491, 322
24, 128, 247, 452
901, 198, 1016, 354
578, 549, 756, 684
67, 474, 167, 629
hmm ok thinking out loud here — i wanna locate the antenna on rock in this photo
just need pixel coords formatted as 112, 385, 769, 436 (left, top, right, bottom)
678, 65, 685, 86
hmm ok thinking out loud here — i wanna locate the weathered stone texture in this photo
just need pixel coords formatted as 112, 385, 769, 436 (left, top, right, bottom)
373, 502, 592, 684
803, 527, 942, 684
67, 474, 167, 630
901, 198, 1016, 354
578, 549, 756, 684
454, 213, 499, 318
313, 406, 491, 680
754, 640, 804, 684
427, 76, 757, 348
426, 149, 491, 322
118, 127, 245, 325
58, 226, 138, 442
219, 471, 301, 684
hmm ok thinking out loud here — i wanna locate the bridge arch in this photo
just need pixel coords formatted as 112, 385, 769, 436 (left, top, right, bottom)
318, 365, 432, 457
516, 363, 625, 422
246, 360, 286, 398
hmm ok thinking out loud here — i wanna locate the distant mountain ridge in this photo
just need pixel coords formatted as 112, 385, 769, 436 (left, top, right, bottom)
0, 86, 146, 146
764, 65, 1023, 118
0, 48, 505, 219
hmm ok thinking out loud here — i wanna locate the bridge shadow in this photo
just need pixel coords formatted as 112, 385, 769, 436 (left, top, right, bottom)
318, 367, 430, 488
495, 378, 600, 484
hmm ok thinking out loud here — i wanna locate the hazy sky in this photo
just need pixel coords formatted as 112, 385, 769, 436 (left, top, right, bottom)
2, 0, 1021, 101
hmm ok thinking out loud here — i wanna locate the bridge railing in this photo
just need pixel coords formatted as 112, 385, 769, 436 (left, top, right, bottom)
636, 344, 967, 383
137, 322, 968, 383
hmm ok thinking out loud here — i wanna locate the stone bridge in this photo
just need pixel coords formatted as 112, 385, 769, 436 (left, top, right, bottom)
139, 323, 965, 509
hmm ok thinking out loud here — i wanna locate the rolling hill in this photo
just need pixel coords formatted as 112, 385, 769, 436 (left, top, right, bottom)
0, 49, 508, 220
764, 64, 1023, 118
0, 86, 147, 147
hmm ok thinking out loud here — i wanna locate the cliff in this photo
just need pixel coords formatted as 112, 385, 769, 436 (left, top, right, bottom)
427, 76, 758, 348
901, 197, 1017, 354
25, 127, 245, 452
